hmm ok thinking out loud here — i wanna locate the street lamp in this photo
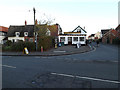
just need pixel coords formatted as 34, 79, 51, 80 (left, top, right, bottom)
33, 7, 37, 51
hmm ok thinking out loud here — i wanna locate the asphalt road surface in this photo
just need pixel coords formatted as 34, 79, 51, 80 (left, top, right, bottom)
2, 43, 119, 88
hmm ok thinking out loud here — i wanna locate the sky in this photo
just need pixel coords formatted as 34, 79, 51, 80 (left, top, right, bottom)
0, 0, 119, 36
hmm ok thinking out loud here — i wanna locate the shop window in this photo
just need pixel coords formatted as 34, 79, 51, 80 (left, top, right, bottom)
73, 37, 78, 41
60, 37, 65, 42
79, 37, 84, 41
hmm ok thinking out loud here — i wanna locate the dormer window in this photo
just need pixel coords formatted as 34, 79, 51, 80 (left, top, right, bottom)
24, 32, 28, 36
15, 32, 20, 37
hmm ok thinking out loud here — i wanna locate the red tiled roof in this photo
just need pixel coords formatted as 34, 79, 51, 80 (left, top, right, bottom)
0, 26, 8, 32
115, 24, 120, 32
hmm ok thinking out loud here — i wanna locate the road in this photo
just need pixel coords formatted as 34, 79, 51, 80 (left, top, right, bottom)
2, 43, 119, 88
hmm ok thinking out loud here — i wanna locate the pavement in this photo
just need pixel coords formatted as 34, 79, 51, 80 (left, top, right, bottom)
1, 45, 91, 56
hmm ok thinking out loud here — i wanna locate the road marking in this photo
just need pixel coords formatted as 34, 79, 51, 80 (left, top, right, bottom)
0, 64, 16, 68
112, 61, 118, 63
35, 56, 40, 58
51, 73, 74, 78
53, 51, 66, 53
51, 72, 120, 84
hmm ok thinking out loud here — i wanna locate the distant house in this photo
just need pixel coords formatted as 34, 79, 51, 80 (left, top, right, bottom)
94, 31, 102, 40
58, 26, 87, 45
0, 26, 8, 44
101, 29, 111, 37
102, 29, 117, 44
88, 34, 95, 40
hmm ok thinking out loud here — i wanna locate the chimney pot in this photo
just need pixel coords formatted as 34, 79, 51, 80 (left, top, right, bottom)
25, 20, 27, 25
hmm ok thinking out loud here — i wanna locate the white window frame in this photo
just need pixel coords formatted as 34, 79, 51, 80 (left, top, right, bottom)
24, 32, 28, 36
15, 32, 20, 37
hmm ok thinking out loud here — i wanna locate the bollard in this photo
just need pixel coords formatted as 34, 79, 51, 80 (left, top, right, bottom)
55, 44, 57, 49
24, 47, 29, 55
41, 46, 43, 52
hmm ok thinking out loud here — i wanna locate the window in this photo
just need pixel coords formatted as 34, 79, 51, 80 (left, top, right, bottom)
46, 30, 51, 36
60, 37, 65, 42
79, 37, 84, 41
73, 37, 78, 41
15, 32, 20, 37
24, 32, 28, 36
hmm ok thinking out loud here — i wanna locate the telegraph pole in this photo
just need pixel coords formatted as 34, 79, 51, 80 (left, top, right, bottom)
33, 7, 37, 51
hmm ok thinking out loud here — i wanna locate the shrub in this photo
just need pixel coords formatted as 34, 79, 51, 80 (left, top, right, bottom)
38, 36, 55, 51
5, 40, 12, 46
4, 41, 36, 52
24, 42, 35, 51
2, 46, 11, 51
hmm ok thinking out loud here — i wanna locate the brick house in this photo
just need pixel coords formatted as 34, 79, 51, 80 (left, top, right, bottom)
0, 26, 8, 44
115, 24, 120, 39
102, 29, 117, 44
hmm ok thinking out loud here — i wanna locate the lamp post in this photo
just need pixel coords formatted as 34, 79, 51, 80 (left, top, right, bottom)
33, 7, 37, 51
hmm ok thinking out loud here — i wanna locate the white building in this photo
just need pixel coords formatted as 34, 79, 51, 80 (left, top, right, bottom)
58, 26, 87, 45
94, 31, 102, 39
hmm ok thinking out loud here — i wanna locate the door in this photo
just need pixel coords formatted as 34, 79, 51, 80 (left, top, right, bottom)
68, 37, 72, 45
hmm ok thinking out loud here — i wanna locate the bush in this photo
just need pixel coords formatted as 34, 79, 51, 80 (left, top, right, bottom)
24, 42, 35, 51
5, 40, 12, 46
2, 46, 11, 51
38, 36, 55, 51
12, 41, 35, 51
3, 41, 35, 52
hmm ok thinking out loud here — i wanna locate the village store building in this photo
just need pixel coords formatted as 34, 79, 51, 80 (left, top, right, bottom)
58, 26, 87, 45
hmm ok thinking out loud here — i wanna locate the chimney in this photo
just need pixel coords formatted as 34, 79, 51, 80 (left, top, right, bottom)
25, 20, 27, 25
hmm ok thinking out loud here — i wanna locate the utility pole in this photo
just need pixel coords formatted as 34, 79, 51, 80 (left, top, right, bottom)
33, 7, 37, 51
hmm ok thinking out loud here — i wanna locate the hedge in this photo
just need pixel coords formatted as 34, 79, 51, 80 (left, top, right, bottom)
2, 41, 35, 52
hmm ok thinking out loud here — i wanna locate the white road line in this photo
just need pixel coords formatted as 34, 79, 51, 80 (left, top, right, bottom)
76, 76, 120, 84
0, 64, 16, 68
35, 57, 40, 58
112, 61, 118, 63
51, 72, 120, 84
51, 73, 74, 77
53, 51, 66, 53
